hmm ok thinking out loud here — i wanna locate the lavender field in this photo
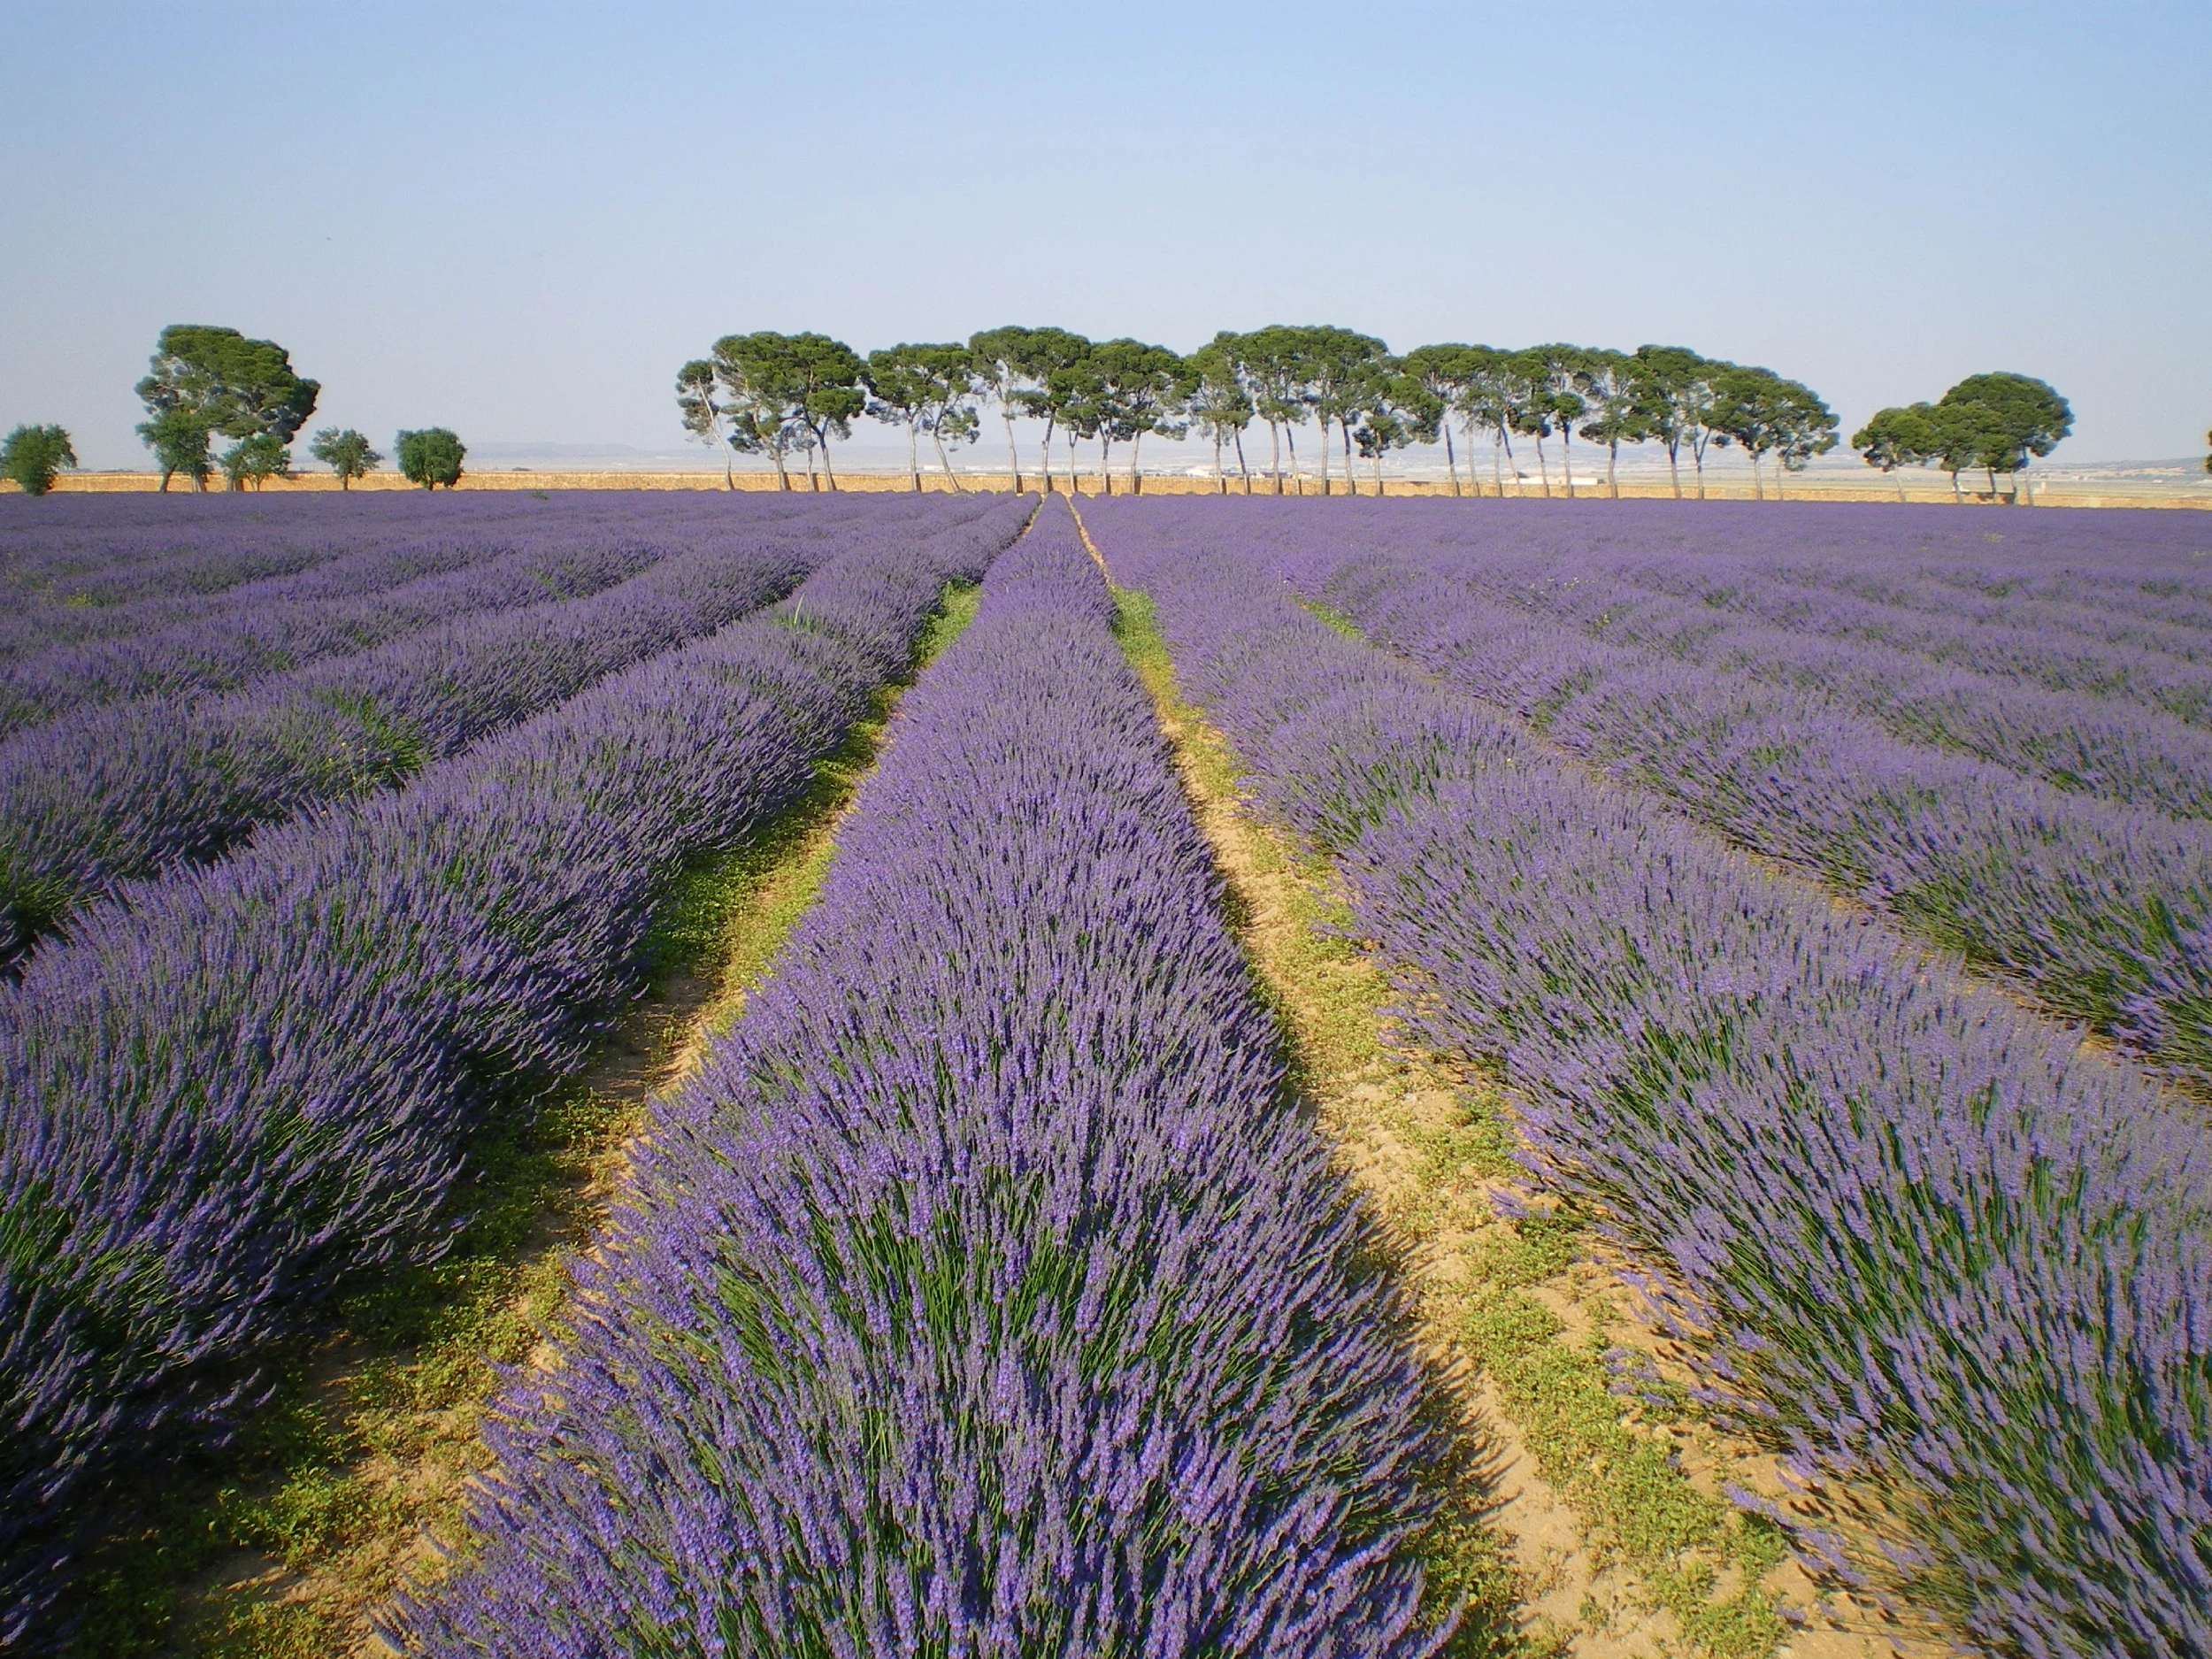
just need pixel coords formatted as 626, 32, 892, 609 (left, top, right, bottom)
1, 490, 2206, 1658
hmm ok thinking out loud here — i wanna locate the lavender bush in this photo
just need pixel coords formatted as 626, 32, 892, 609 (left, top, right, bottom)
0, 497, 1028, 1648
0, 499, 1011, 965
1091, 499, 2212, 1658
396, 505, 1448, 1659
1120, 500, 2212, 1083
0, 490, 814, 619
0, 492, 925, 680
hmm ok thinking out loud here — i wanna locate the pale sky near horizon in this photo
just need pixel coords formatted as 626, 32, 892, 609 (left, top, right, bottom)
4, 1, 2206, 468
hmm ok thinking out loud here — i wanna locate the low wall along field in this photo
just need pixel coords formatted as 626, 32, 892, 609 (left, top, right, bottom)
16, 467, 2212, 509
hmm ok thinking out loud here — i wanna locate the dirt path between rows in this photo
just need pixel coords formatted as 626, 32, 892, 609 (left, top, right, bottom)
1071, 500, 1949, 1659
150, 586, 986, 1659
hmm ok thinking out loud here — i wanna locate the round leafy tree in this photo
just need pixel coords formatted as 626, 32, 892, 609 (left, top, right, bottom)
1, 425, 77, 495
396, 427, 466, 490
1937, 372, 2072, 493
309, 427, 382, 488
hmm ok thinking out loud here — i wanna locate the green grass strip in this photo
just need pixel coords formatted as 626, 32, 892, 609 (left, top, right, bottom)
68, 580, 982, 1658
1115, 580, 1791, 1659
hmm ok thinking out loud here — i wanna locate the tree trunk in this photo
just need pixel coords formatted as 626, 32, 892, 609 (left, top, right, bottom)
771, 449, 791, 491
932, 425, 964, 492
1315, 415, 1329, 495
1987, 465, 2000, 500
1774, 460, 1786, 502
723, 449, 734, 491
1213, 433, 1225, 493
1342, 419, 1358, 496
1371, 446, 1384, 495
1444, 423, 1460, 496
820, 426, 838, 491
1039, 417, 1056, 495
1491, 432, 1506, 498
1002, 411, 1022, 493
1691, 444, 1706, 500
1130, 431, 1143, 494
1286, 426, 1301, 495
1607, 440, 1619, 499
909, 425, 921, 492
1234, 428, 1250, 493
1666, 442, 1682, 499
1099, 434, 1111, 495
1534, 434, 1551, 498
1747, 451, 1762, 502
1266, 419, 1282, 494
1950, 467, 1962, 502
1562, 426, 1576, 500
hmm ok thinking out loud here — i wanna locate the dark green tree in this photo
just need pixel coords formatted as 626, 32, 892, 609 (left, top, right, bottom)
1400, 343, 1484, 495
1227, 326, 1317, 494
1296, 326, 1388, 495
1928, 400, 2012, 501
308, 427, 381, 488
1351, 388, 1425, 496
1, 425, 77, 495
1082, 339, 1193, 495
396, 427, 466, 489
968, 326, 1042, 490
1456, 347, 1519, 496
676, 358, 749, 488
1937, 373, 2072, 497
685, 333, 862, 491
1529, 344, 1592, 498
137, 408, 212, 492
1853, 403, 1940, 471
1185, 339, 1255, 493
134, 325, 319, 492
1346, 364, 1433, 496
1629, 345, 1715, 499
1852, 403, 1945, 498
1501, 349, 1561, 496
781, 334, 867, 491
866, 343, 979, 491
1018, 332, 1095, 494
1709, 366, 1838, 499
1767, 376, 1840, 496
1576, 350, 1647, 498
864, 345, 936, 492
219, 433, 291, 491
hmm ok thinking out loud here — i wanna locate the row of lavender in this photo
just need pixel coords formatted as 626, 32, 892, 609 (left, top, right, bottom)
1638, 529, 2212, 674
1357, 509, 2212, 818
396, 508, 1448, 1657
0, 498, 1029, 1648
0, 494, 913, 718
1343, 498, 2212, 652
1199, 503, 2212, 1082
0, 491, 812, 630
1089, 499, 2212, 1657
0, 498, 1006, 964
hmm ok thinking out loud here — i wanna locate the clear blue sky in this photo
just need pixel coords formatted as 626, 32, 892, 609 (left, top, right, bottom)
4, 1, 2206, 467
